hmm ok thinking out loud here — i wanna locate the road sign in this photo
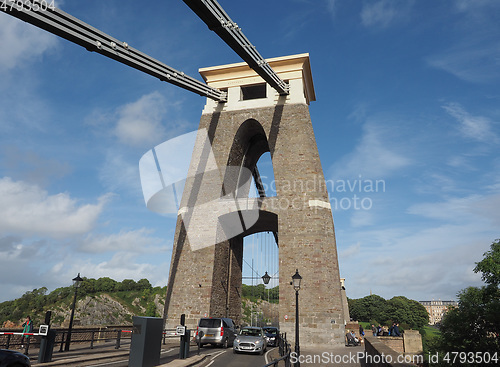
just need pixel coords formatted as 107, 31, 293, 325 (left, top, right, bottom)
176, 325, 186, 336
39, 325, 49, 336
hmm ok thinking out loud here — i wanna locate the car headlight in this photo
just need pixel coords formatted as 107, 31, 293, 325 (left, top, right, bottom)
255, 340, 262, 344
235, 338, 240, 343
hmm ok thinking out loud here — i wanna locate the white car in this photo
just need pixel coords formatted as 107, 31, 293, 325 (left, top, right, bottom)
233, 326, 267, 355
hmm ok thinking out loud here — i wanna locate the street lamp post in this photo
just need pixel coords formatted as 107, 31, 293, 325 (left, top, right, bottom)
261, 272, 271, 326
64, 273, 83, 351
292, 269, 302, 367
261, 271, 271, 285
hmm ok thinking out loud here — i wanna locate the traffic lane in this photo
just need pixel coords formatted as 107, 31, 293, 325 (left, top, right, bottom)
85, 344, 213, 367
198, 346, 277, 367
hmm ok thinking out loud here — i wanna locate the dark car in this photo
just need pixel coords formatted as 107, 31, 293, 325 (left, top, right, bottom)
0, 349, 31, 367
262, 327, 279, 347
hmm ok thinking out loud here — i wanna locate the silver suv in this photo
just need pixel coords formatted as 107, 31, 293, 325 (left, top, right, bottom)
196, 317, 237, 348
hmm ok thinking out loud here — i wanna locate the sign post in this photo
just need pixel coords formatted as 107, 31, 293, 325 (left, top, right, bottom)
38, 311, 56, 363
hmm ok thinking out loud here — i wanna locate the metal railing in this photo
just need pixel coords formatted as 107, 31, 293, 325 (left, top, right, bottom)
262, 332, 292, 367
0, 327, 179, 356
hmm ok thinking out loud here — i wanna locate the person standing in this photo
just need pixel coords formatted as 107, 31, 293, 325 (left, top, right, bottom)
21, 316, 33, 348
371, 324, 377, 336
392, 322, 401, 337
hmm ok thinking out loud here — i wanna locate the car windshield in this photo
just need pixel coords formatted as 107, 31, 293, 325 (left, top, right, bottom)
240, 328, 261, 337
263, 328, 278, 335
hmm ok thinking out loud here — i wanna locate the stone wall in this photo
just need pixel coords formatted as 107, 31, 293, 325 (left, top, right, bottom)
363, 337, 414, 367
163, 102, 346, 348
402, 330, 423, 355
362, 333, 423, 367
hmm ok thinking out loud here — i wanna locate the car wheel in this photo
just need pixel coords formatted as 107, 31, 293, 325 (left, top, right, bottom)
222, 338, 228, 349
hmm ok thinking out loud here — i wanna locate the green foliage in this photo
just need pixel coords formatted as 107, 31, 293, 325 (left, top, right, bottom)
95, 277, 118, 292
474, 239, 500, 287
137, 279, 152, 290
427, 239, 500, 366
387, 296, 429, 329
145, 302, 157, 317
348, 294, 428, 329
348, 294, 388, 325
0, 278, 165, 326
241, 284, 278, 303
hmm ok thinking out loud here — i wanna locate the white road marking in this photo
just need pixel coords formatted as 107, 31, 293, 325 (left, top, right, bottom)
88, 359, 129, 366
265, 347, 277, 364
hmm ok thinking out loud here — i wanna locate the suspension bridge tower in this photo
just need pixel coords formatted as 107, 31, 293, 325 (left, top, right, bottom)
163, 53, 346, 348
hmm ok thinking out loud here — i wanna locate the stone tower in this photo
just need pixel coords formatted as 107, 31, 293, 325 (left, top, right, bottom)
163, 54, 345, 348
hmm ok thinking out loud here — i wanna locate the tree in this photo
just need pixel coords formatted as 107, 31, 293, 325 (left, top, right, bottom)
145, 302, 157, 317
119, 279, 137, 291
474, 239, 500, 287
387, 296, 428, 329
95, 277, 118, 292
348, 294, 388, 323
80, 278, 96, 295
349, 294, 428, 330
430, 239, 500, 366
137, 279, 152, 290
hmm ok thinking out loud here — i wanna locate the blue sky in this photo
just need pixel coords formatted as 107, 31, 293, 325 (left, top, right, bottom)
0, 0, 499, 305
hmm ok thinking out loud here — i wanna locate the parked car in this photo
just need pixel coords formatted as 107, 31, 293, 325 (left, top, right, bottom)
196, 317, 237, 348
0, 349, 31, 367
263, 327, 279, 347
233, 326, 267, 355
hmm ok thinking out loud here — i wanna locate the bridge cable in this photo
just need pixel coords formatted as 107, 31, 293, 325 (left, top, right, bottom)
0, 0, 227, 102
182, 0, 289, 95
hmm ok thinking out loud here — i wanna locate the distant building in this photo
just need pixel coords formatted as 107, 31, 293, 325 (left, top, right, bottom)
419, 300, 458, 325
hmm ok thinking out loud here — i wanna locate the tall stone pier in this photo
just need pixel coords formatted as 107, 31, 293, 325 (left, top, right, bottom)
163, 54, 345, 348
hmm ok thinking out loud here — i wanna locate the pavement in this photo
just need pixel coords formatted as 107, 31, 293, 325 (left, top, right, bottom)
22, 340, 364, 367
298, 345, 364, 366
25, 340, 208, 367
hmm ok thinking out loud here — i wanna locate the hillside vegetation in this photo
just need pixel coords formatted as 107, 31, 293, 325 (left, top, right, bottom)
0, 277, 166, 328
0, 279, 279, 329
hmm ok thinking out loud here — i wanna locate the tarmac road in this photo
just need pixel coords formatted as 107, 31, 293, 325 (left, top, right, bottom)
196, 345, 277, 367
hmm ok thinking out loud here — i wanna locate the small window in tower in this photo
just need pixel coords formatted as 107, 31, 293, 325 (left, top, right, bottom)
241, 83, 266, 100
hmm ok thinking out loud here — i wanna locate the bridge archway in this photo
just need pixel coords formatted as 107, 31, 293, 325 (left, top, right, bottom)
164, 54, 346, 349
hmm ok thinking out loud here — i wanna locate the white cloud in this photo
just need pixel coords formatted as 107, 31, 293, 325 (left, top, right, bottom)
81, 228, 169, 254
1, 146, 71, 187
427, 42, 500, 84
330, 121, 411, 179
360, 0, 413, 28
454, 0, 499, 12
60, 253, 170, 288
340, 242, 361, 258
0, 239, 171, 302
408, 195, 481, 222
442, 103, 499, 143
339, 223, 494, 300
0, 177, 110, 238
99, 151, 141, 194
349, 211, 374, 228
0, 13, 58, 72
325, 0, 338, 17
114, 92, 168, 147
